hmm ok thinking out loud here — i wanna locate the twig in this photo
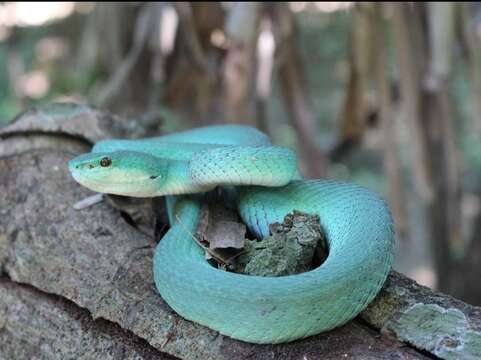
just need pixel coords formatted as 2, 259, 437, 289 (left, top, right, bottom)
73, 193, 104, 210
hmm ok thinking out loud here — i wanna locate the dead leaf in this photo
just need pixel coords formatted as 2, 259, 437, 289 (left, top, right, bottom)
207, 220, 246, 249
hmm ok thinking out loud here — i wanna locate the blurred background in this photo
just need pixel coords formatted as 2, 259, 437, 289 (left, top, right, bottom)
1, 2, 480, 305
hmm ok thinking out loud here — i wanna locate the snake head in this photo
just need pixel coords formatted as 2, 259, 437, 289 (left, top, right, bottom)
68, 150, 168, 197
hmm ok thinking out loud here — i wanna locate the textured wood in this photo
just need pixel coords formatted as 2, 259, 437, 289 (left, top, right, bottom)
0, 278, 174, 360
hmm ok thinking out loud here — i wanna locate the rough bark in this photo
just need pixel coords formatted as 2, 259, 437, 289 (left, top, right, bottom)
362, 271, 481, 359
0, 278, 174, 360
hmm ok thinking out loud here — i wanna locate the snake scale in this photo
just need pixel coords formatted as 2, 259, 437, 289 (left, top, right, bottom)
69, 124, 395, 344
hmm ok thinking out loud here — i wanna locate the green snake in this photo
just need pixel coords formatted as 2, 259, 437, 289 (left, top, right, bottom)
68, 125, 395, 344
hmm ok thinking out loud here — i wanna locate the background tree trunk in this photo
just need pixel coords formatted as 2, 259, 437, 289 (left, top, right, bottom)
274, 3, 327, 178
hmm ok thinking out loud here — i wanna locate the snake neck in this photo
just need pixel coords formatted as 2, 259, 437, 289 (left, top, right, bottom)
159, 160, 213, 196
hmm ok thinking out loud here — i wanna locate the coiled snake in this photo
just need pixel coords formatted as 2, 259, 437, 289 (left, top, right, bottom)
69, 125, 395, 344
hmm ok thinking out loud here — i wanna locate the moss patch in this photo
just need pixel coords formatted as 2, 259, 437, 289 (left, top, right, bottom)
235, 211, 326, 276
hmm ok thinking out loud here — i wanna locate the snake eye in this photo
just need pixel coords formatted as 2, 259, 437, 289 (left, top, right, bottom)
100, 157, 112, 167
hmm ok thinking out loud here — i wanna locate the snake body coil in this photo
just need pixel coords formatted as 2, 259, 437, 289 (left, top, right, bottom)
69, 125, 395, 344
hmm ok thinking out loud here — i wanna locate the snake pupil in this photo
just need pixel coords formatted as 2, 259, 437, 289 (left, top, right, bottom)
100, 157, 112, 167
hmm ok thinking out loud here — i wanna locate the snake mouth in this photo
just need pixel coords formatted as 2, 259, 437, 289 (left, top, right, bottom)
69, 167, 162, 197
71, 171, 159, 185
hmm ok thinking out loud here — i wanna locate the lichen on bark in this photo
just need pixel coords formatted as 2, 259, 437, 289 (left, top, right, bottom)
235, 211, 326, 276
